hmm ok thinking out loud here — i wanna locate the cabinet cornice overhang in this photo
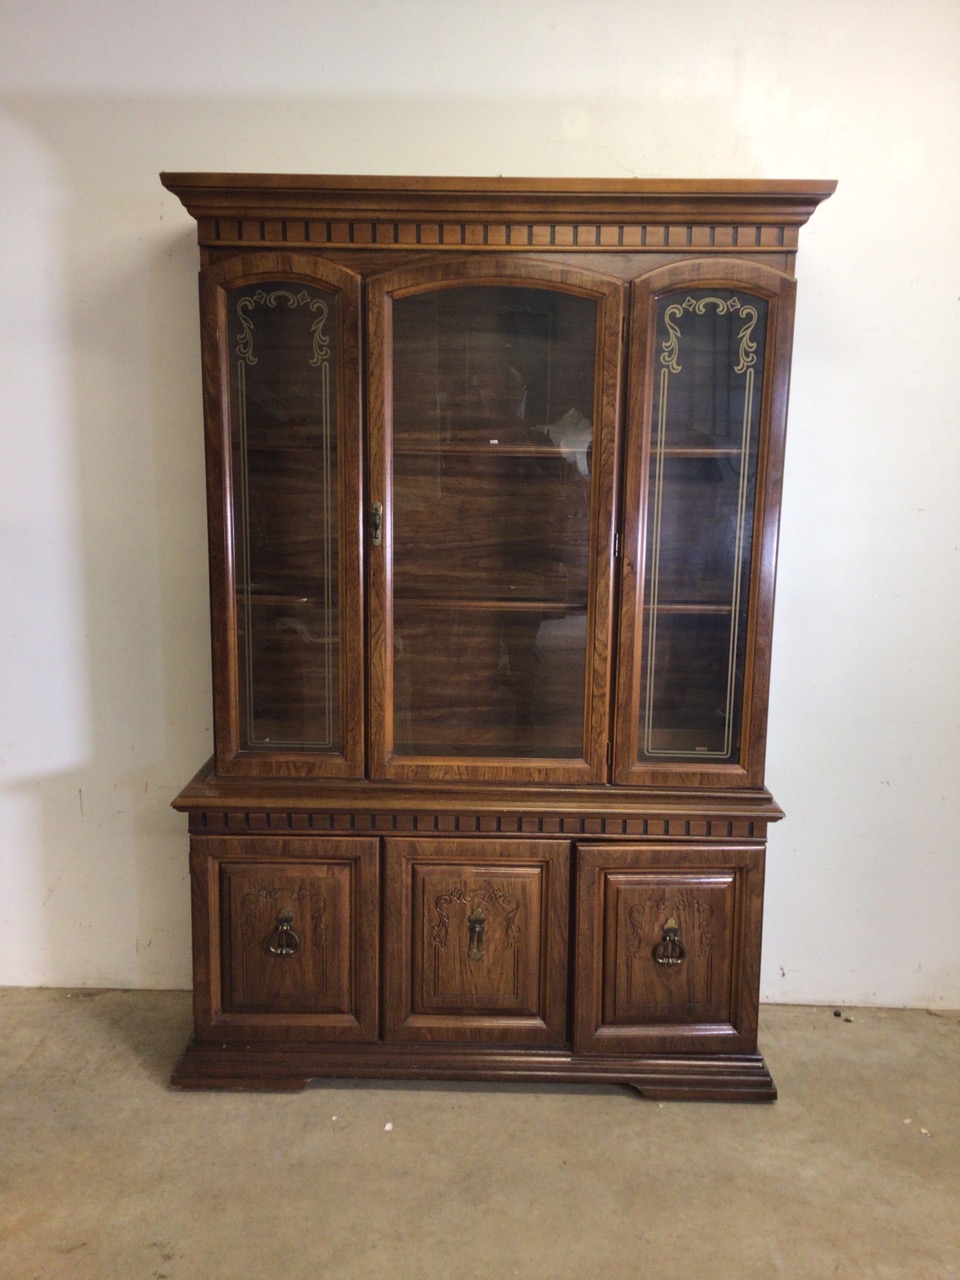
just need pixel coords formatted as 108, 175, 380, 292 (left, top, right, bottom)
160, 173, 837, 253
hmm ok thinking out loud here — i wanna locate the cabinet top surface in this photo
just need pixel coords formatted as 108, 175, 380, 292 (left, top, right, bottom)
160, 172, 836, 224
160, 173, 836, 193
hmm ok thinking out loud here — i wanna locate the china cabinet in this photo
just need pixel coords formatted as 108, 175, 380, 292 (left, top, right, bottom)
162, 173, 834, 1098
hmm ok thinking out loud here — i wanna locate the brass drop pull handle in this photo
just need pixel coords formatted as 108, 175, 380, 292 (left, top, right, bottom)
468, 905, 486, 960
267, 910, 300, 957
653, 916, 686, 967
371, 501, 383, 547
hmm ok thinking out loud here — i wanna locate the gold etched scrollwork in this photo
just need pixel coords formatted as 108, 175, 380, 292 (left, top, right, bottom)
234, 279, 336, 752
235, 295, 257, 365
235, 288, 331, 366
660, 295, 759, 376
646, 289, 763, 763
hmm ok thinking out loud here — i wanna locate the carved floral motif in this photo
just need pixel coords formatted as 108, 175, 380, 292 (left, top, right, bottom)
432, 885, 521, 950
240, 884, 328, 951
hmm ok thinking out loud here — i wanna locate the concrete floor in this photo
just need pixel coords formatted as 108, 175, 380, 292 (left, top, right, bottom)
0, 992, 957, 1280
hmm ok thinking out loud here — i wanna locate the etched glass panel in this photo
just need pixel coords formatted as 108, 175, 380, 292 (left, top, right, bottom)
228, 283, 340, 751
639, 289, 768, 762
390, 285, 597, 759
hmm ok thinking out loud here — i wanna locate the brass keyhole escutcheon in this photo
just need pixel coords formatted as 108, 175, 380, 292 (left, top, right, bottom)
468, 905, 486, 960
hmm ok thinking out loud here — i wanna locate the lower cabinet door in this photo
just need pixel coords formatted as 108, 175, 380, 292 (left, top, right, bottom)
384, 838, 569, 1044
573, 844, 764, 1055
191, 836, 379, 1041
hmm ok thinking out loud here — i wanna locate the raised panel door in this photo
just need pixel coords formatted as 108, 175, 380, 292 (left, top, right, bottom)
383, 838, 569, 1044
574, 844, 764, 1055
191, 836, 379, 1040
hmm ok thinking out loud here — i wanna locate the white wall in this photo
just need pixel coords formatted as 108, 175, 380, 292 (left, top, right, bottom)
1, 0, 957, 1006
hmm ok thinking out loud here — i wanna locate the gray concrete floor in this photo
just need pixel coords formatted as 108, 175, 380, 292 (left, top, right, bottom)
1, 991, 957, 1280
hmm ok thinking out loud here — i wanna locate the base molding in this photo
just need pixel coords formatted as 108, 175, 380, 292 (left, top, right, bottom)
171, 1040, 777, 1102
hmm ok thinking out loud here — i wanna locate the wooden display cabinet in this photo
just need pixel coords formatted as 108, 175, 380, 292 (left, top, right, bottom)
162, 174, 834, 1098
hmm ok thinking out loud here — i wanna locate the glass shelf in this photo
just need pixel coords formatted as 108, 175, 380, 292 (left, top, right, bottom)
395, 596, 586, 613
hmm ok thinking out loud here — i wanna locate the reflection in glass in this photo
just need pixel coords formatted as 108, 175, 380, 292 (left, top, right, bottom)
228, 283, 340, 752
390, 285, 597, 758
640, 289, 768, 762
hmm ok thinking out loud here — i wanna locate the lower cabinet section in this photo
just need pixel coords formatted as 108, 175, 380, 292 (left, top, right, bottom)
177, 829, 773, 1099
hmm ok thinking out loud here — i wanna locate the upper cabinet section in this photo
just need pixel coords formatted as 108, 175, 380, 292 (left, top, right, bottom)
162, 175, 834, 789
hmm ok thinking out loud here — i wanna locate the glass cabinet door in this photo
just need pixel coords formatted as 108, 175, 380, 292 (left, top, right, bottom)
614, 261, 796, 787
200, 254, 364, 776
367, 260, 622, 783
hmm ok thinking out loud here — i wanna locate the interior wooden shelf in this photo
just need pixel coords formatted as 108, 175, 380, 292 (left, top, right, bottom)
644, 603, 736, 615
393, 442, 578, 457
654, 446, 745, 458
242, 588, 332, 604
394, 595, 584, 613
244, 440, 331, 451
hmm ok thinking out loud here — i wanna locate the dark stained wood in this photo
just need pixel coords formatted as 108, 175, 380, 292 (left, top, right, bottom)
206, 247, 797, 283
160, 173, 835, 265
573, 844, 764, 1055
171, 1039, 776, 1101
191, 836, 379, 1042
161, 172, 836, 202
173, 755, 785, 828
383, 839, 569, 1044
165, 175, 834, 1098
